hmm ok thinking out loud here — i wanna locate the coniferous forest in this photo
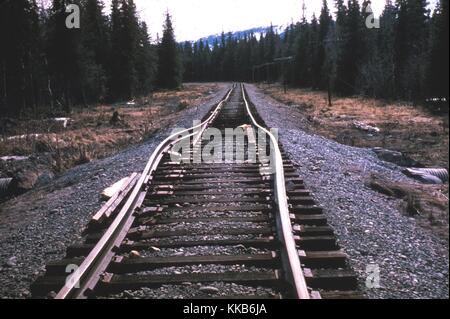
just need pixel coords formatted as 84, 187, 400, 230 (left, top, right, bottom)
0, 0, 448, 118
181, 0, 449, 102
0, 0, 179, 116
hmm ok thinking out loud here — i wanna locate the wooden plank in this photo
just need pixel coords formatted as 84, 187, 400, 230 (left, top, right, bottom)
101, 177, 130, 201
109, 253, 277, 273
319, 291, 365, 299
304, 268, 358, 290
293, 225, 334, 236
45, 258, 84, 276
290, 205, 323, 215
89, 173, 139, 228
30, 276, 65, 297
294, 236, 338, 251
290, 214, 328, 226
298, 250, 348, 268
288, 196, 316, 205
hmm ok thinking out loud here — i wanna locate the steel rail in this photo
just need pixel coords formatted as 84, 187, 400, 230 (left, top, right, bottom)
55, 87, 234, 299
241, 83, 310, 299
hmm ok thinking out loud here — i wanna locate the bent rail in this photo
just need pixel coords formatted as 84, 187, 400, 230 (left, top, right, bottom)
56, 87, 233, 299
241, 84, 310, 299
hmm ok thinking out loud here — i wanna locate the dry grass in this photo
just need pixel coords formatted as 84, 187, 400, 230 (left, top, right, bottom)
259, 83, 449, 241
259, 84, 449, 168
0, 83, 222, 173
368, 174, 449, 241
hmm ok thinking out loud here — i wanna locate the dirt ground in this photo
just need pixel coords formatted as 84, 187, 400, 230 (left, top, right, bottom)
258, 83, 449, 241
0, 83, 222, 196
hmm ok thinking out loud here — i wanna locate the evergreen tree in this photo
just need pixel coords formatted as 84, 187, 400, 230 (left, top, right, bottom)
1, 0, 44, 115
119, 0, 139, 99
293, 16, 311, 86
335, 0, 363, 95
134, 21, 157, 94
426, 0, 449, 100
361, 0, 397, 98
108, 0, 122, 100
312, 0, 333, 89
394, 0, 430, 100
80, 0, 109, 102
181, 41, 194, 82
157, 11, 182, 89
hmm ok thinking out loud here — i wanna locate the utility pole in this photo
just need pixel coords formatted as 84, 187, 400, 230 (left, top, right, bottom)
274, 56, 293, 94
252, 56, 293, 89
327, 75, 332, 107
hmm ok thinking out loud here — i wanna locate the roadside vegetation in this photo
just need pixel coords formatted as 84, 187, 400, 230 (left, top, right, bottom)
260, 83, 449, 242
0, 84, 221, 198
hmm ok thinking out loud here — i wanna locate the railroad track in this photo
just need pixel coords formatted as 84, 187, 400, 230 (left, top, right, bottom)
31, 84, 362, 299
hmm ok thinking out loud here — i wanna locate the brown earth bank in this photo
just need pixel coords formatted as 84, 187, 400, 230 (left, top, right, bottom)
0, 83, 223, 199
257, 83, 449, 242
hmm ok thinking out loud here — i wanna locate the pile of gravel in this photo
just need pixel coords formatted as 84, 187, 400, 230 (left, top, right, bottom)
245, 84, 449, 299
0, 84, 230, 299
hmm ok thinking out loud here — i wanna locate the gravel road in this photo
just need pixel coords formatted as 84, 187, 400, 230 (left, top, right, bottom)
245, 84, 449, 299
0, 84, 230, 299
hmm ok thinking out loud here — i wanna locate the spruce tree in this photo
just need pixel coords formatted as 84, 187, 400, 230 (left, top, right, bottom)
108, 0, 123, 100
426, 0, 449, 100
372, 0, 397, 98
1, 0, 44, 115
134, 21, 157, 95
157, 11, 182, 89
293, 16, 311, 87
46, 0, 84, 110
394, 0, 429, 100
335, 0, 362, 95
119, 0, 139, 99
81, 0, 110, 102
181, 41, 194, 82
312, 0, 332, 89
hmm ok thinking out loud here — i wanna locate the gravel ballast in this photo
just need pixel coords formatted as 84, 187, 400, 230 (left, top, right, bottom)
130, 246, 271, 259
245, 84, 449, 299
0, 84, 230, 299
102, 283, 279, 299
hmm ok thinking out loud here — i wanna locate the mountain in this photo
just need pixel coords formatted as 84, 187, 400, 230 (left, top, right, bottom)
191, 25, 287, 44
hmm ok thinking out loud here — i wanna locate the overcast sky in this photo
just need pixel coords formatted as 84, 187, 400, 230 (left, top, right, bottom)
104, 0, 437, 42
